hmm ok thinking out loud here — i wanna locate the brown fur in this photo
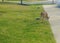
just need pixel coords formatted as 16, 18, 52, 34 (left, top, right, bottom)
41, 11, 49, 20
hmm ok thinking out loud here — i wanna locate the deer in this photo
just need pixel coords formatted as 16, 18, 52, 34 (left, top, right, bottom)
40, 11, 49, 21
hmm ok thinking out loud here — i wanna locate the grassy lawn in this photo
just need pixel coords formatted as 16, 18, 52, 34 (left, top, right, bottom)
0, 4, 56, 43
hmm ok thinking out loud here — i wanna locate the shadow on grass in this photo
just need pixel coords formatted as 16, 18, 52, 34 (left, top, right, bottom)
0, 2, 55, 6
0, 2, 30, 6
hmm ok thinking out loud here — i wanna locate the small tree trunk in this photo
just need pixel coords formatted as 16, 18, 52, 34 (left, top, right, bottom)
2, 0, 4, 2
21, 0, 23, 5
52, 0, 54, 4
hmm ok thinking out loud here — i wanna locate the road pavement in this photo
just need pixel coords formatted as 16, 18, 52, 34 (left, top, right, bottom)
43, 5, 60, 43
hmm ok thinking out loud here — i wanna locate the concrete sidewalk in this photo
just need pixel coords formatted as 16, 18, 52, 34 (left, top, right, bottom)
43, 5, 60, 43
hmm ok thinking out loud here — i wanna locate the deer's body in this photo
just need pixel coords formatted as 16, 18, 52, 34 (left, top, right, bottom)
41, 11, 49, 20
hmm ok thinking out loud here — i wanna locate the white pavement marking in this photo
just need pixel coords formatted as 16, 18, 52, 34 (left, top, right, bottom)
43, 5, 60, 43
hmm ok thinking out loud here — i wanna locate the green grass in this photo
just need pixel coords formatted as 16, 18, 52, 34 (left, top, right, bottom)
0, 4, 56, 43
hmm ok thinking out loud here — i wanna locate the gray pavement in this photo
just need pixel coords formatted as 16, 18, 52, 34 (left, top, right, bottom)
43, 5, 60, 43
